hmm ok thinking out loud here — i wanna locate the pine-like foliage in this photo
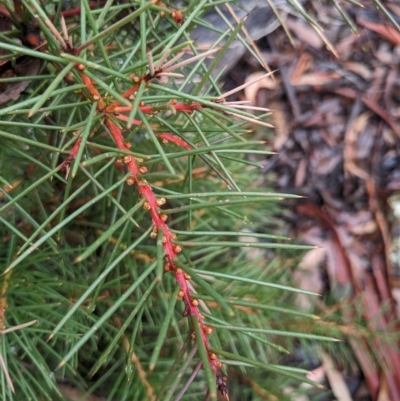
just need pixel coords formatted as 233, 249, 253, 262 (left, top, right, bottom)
2, 1, 394, 400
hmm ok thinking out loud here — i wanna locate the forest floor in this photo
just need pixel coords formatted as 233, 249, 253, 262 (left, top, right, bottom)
225, 1, 400, 400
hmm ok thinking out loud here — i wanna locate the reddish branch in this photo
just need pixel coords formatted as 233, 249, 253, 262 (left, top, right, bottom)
106, 85, 139, 113
70, 45, 227, 396
105, 118, 223, 378
78, 70, 106, 110
157, 133, 192, 150
61, 137, 82, 178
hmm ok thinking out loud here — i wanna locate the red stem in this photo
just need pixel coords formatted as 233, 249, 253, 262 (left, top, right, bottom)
61, 137, 82, 177
156, 133, 192, 150
106, 118, 220, 373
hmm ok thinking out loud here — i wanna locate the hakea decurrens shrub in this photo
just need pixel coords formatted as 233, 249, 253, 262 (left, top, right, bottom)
0, 2, 308, 401
4, 1, 399, 400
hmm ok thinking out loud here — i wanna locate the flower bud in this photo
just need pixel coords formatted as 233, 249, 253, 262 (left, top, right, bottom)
204, 326, 212, 335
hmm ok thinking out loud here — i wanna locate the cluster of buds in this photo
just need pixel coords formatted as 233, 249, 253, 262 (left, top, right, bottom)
155, 1, 184, 25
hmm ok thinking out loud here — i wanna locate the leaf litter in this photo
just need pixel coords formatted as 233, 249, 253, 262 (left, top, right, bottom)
223, 0, 400, 399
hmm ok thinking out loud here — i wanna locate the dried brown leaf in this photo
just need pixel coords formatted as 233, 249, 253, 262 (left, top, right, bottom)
358, 18, 400, 45
341, 61, 373, 80
290, 72, 341, 86
0, 58, 41, 106
285, 17, 323, 48
243, 71, 277, 104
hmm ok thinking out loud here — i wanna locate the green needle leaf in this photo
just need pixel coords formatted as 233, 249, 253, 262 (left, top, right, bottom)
192, 318, 217, 401
207, 323, 340, 342
176, 240, 314, 251
70, 103, 97, 179
149, 285, 180, 371
138, 110, 176, 175
371, 0, 400, 30
156, 227, 165, 283
208, 348, 325, 388
127, 80, 146, 128
162, 197, 285, 215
